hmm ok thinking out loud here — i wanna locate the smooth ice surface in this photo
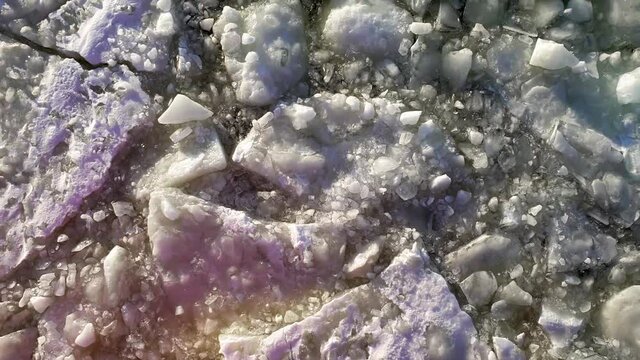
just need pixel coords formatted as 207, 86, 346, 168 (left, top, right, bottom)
158, 94, 214, 124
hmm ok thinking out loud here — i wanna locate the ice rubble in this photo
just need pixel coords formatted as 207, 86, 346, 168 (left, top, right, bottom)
219, 245, 492, 360
212, 0, 307, 106
0, 57, 150, 279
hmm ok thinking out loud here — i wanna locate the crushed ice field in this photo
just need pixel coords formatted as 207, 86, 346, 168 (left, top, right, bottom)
1, 0, 640, 359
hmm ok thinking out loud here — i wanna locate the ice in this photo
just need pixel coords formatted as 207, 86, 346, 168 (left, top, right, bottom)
219, 245, 490, 359
212, 0, 307, 106
0, 59, 150, 279
74, 323, 95, 348
0, 328, 37, 360
147, 188, 345, 310
566, 0, 593, 23
343, 239, 383, 278
601, 286, 640, 351
492, 337, 525, 360
30, 296, 54, 313
529, 39, 579, 70
444, 234, 521, 279
460, 271, 498, 307
498, 281, 532, 306
102, 246, 132, 307
430, 174, 451, 193
538, 300, 584, 349
616, 67, 640, 104
137, 127, 227, 193
534, 0, 564, 28
436, 1, 461, 29
399, 110, 422, 125
408, 22, 432, 36
463, 0, 506, 26
442, 48, 473, 90
158, 94, 213, 125
323, 0, 412, 59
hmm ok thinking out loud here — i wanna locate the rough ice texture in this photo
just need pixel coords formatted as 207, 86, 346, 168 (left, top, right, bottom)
220, 245, 491, 359
147, 188, 345, 311
22, 0, 175, 71
212, 0, 307, 106
444, 234, 521, 280
0, 328, 38, 360
323, 0, 413, 60
233, 92, 464, 201
0, 59, 150, 279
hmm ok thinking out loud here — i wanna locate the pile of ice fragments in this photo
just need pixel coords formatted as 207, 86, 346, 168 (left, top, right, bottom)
1, 0, 640, 359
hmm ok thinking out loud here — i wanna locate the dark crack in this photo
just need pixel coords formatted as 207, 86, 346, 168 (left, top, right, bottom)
0, 24, 146, 74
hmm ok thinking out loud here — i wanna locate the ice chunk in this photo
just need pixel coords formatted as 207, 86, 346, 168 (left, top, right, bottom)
408, 22, 432, 35
0, 328, 37, 360
444, 234, 521, 279
343, 239, 383, 278
30, 296, 54, 313
463, 0, 506, 26
111, 201, 135, 217
323, 0, 412, 59
534, 0, 564, 27
499, 281, 532, 306
460, 271, 497, 306
74, 323, 96, 348
436, 1, 461, 29
430, 174, 451, 193
103, 246, 133, 306
442, 48, 473, 89
529, 39, 579, 70
601, 286, 640, 351
616, 67, 640, 104
399, 110, 422, 125
566, 0, 592, 23
538, 300, 584, 349
158, 94, 213, 124
493, 337, 525, 360
147, 188, 345, 310
213, 0, 307, 106
137, 127, 227, 194
220, 245, 491, 359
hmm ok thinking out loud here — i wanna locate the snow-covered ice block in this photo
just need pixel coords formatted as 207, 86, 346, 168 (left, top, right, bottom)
147, 188, 345, 310
220, 244, 491, 359
601, 286, 640, 351
529, 39, 579, 70
212, 0, 307, 106
158, 94, 213, 124
0, 59, 150, 279
616, 67, 640, 104
323, 0, 412, 59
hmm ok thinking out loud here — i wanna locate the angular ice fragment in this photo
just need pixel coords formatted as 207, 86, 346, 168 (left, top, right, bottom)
616, 67, 640, 104
493, 337, 525, 360
444, 234, 520, 279
408, 22, 432, 35
30, 296, 54, 313
539, 300, 584, 349
372, 157, 400, 175
103, 246, 132, 306
74, 323, 96, 348
343, 239, 383, 278
499, 281, 532, 306
158, 94, 213, 124
399, 110, 422, 125
442, 48, 473, 89
430, 174, 451, 193
529, 39, 579, 70
460, 271, 497, 306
